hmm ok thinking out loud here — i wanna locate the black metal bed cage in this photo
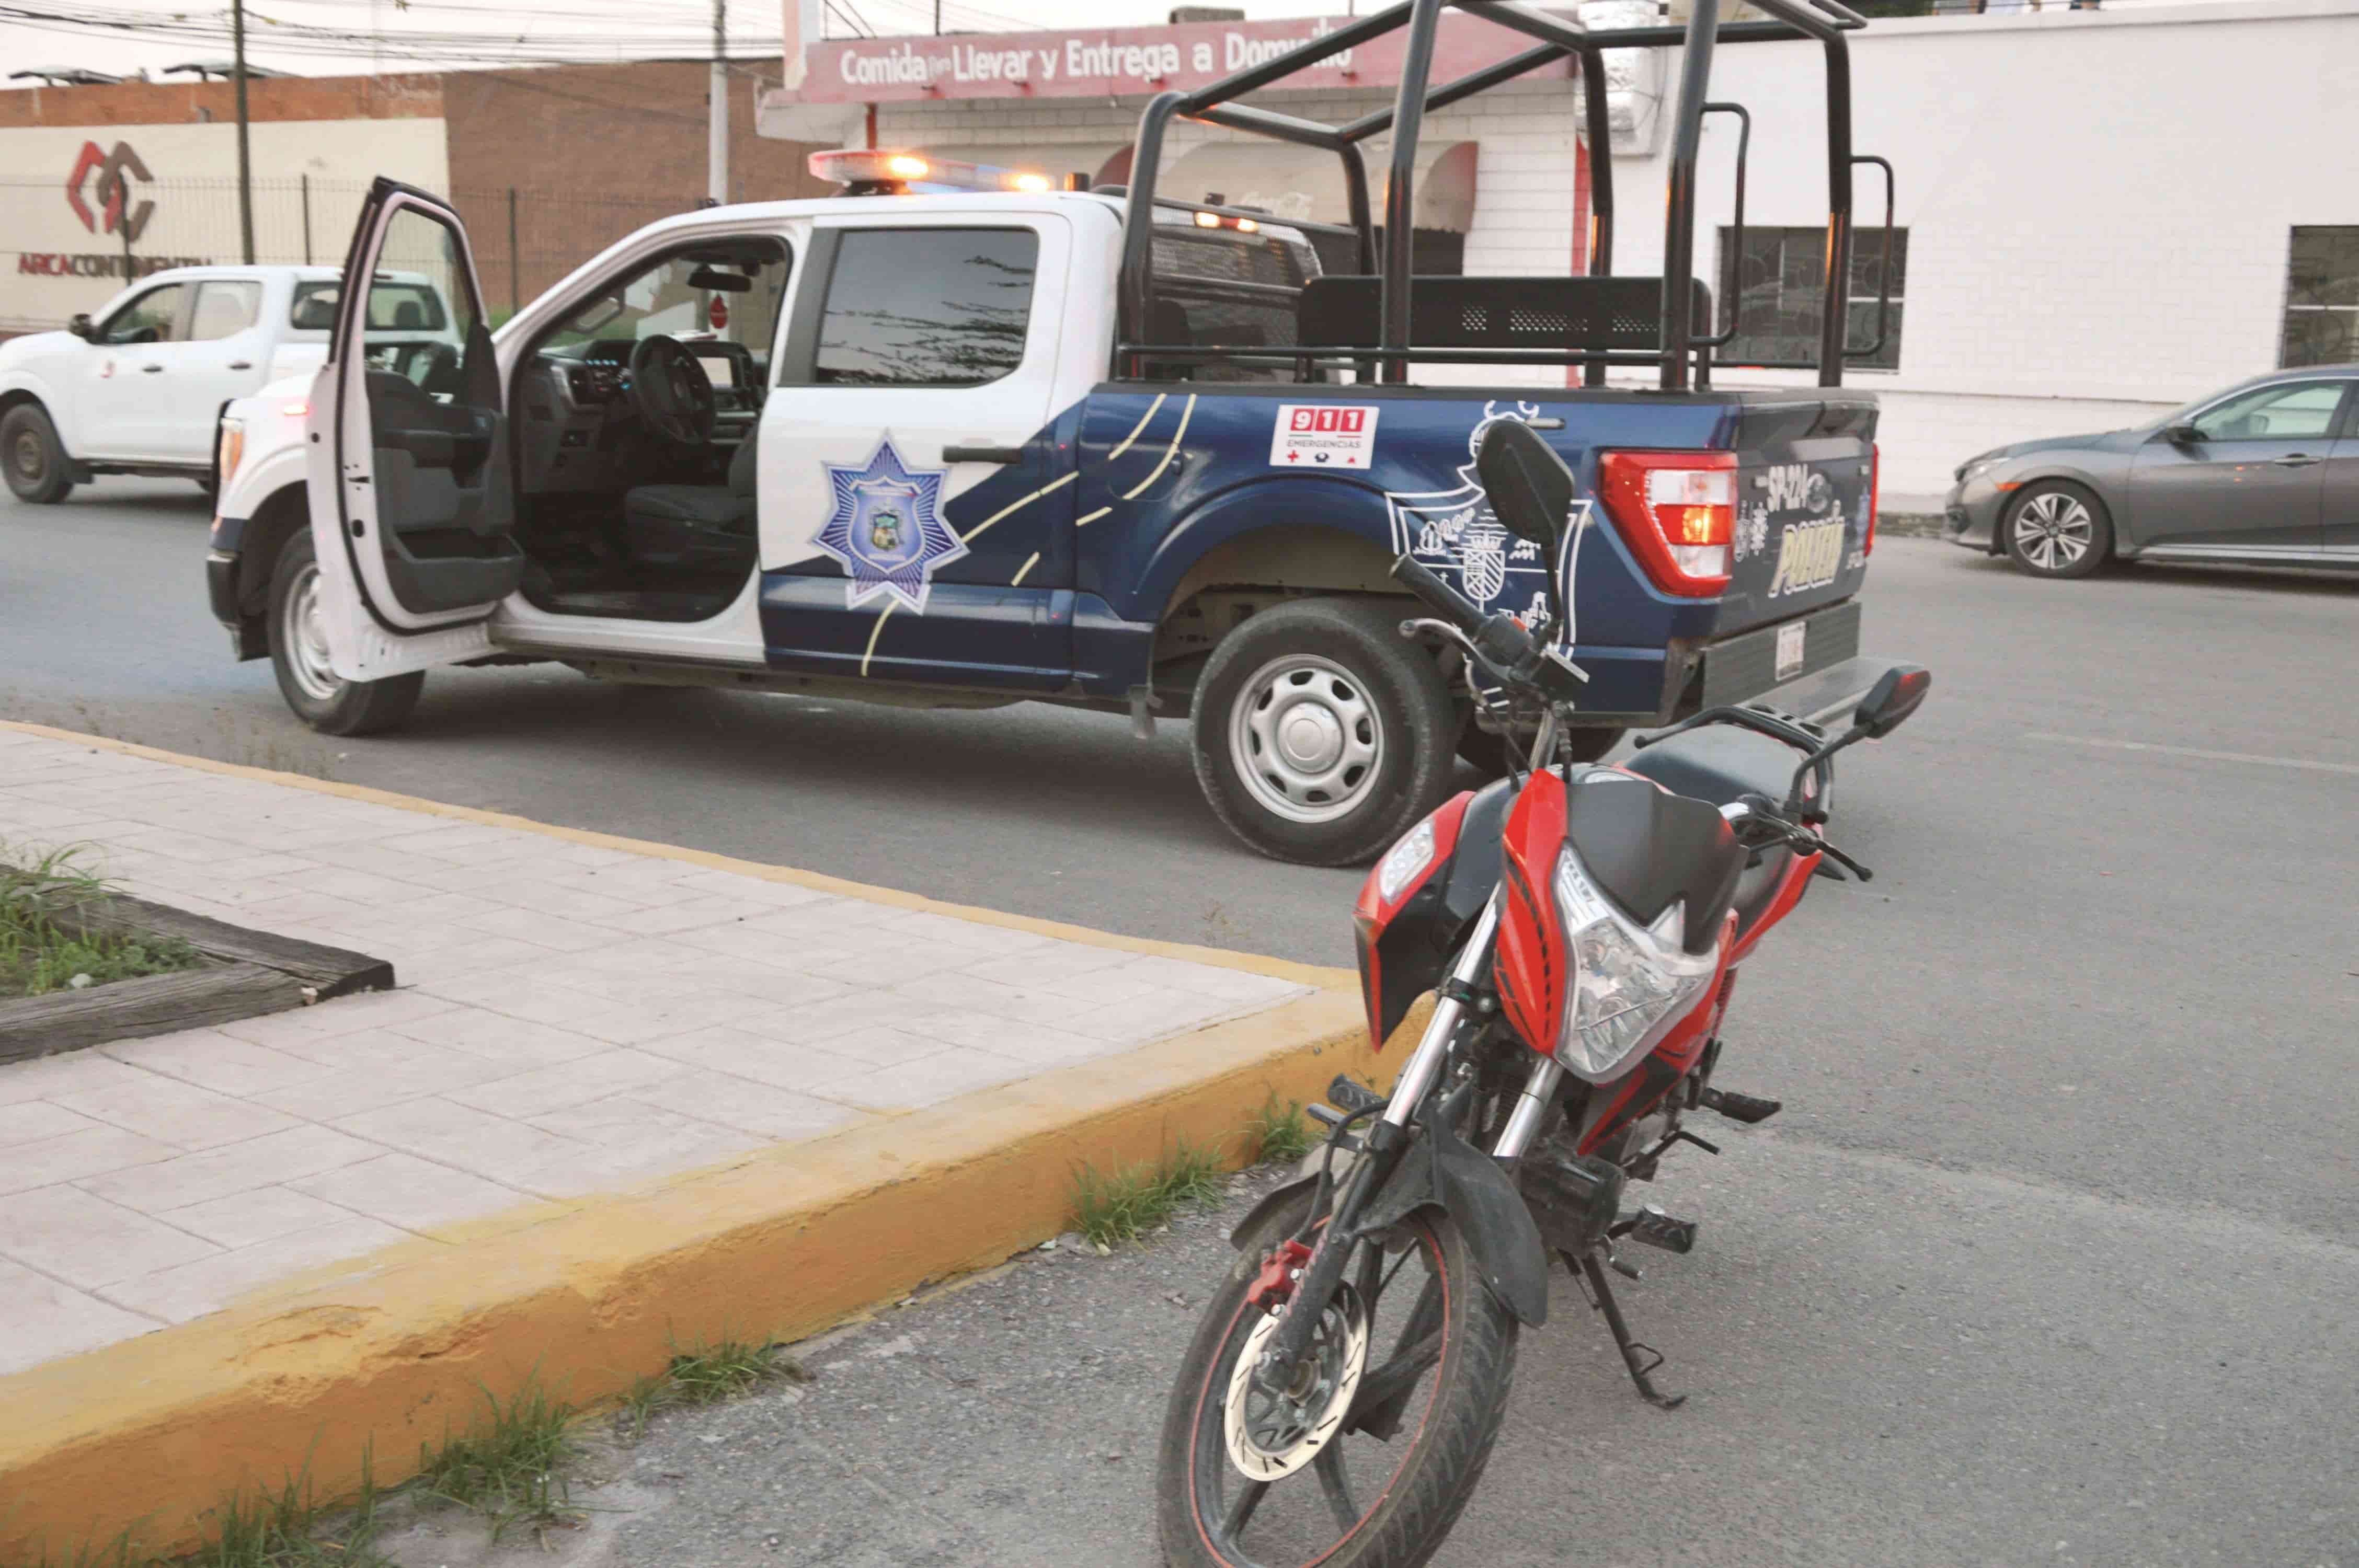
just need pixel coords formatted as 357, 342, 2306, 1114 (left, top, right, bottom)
1113, 0, 1894, 392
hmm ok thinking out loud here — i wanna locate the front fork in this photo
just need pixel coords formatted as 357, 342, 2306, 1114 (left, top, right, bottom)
1256, 891, 1566, 1387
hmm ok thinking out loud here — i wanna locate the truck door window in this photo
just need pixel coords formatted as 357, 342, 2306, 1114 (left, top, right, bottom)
189, 281, 262, 341
96, 284, 185, 345
537, 241, 789, 381
808, 227, 1037, 388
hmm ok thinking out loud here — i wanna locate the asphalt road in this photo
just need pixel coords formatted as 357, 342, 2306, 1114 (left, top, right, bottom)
7, 479, 2359, 1565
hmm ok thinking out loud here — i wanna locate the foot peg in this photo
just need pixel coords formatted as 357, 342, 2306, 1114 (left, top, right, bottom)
1700, 1087, 1781, 1125
1620, 1206, 1698, 1255
1326, 1075, 1387, 1116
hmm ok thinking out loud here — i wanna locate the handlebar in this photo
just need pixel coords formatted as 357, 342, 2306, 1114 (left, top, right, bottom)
1390, 555, 1587, 706
1724, 793, 1873, 882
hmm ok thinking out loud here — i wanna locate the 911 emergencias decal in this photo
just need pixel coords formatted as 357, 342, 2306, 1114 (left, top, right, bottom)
1270, 403, 1380, 469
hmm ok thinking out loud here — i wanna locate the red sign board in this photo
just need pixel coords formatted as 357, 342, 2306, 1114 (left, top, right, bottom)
798, 10, 1575, 105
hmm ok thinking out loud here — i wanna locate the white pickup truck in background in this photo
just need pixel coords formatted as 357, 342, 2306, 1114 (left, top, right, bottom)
0, 264, 457, 504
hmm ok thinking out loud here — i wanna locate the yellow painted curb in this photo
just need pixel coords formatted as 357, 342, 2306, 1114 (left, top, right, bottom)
0, 719, 1351, 991
0, 719, 1389, 1561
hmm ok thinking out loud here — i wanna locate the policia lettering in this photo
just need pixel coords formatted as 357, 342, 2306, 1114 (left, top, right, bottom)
1767, 518, 1846, 597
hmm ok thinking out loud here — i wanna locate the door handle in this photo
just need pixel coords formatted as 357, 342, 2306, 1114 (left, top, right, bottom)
2272, 453, 2321, 467
140, 363, 165, 374
227, 360, 254, 370
943, 443, 1024, 465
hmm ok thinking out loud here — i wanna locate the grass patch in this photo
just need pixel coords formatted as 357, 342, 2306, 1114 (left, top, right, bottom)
0, 847, 203, 1000
414, 1381, 579, 1544
1248, 1094, 1315, 1166
188, 1458, 388, 1567
1071, 1138, 1228, 1250
616, 1333, 811, 1437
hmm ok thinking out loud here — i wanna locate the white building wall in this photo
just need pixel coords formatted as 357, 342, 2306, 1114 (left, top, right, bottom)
872, 0, 2359, 498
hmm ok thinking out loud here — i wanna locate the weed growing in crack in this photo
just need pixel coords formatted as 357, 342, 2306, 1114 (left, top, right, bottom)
414, 1381, 579, 1544
1071, 1138, 1229, 1249
1248, 1094, 1315, 1166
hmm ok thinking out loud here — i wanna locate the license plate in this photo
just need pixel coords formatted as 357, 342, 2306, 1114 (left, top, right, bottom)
1775, 620, 1807, 681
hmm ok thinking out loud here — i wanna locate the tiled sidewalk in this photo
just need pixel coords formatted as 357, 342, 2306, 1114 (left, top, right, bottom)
0, 725, 1311, 1375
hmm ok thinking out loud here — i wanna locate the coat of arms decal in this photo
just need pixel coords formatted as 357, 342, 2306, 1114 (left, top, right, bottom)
814, 436, 964, 614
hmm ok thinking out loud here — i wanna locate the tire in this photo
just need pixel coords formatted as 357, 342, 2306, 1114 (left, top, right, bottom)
2001, 482, 2112, 579
2, 403, 76, 504
1193, 599, 1458, 866
1458, 718, 1623, 778
266, 529, 426, 736
1157, 1187, 1519, 1568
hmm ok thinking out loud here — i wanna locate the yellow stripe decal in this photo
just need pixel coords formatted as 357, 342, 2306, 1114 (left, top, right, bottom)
1074, 506, 1113, 529
1121, 394, 1196, 501
1106, 393, 1167, 460
961, 470, 1076, 545
860, 601, 896, 677
1010, 550, 1041, 586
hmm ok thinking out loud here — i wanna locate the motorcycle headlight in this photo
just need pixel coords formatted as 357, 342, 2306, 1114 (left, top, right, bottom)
1550, 846, 1719, 1081
1375, 818, 1438, 904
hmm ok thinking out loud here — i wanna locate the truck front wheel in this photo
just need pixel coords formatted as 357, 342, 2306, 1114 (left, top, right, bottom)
1192, 598, 1457, 867
266, 530, 425, 736
2, 403, 75, 504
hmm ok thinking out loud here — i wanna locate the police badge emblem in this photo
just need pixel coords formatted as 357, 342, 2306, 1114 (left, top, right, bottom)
1384, 401, 1560, 612
815, 437, 964, 614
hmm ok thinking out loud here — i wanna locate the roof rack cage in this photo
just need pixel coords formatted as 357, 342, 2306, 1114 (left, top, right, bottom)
1114, 0, 1879, 392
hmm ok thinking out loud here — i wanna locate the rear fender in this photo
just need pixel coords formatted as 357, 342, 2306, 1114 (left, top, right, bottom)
1361, 1114, 1549, 1326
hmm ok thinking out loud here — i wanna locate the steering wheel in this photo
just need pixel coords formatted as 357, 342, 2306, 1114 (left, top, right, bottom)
628, 336, 717, 447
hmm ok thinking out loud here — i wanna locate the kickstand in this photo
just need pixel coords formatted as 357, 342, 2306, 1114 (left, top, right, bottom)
1568, 1250, 1687, 1411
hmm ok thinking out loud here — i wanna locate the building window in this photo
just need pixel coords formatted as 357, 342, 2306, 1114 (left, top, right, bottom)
1716, 226, 1908, 371
2282, 227, 2358, 369
814, 227, 1038, 388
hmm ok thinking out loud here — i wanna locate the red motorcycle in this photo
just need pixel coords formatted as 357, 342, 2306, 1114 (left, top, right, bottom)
1155, 419, 1931, 1568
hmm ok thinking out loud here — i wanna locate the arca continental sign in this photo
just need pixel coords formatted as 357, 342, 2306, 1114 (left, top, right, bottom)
19, 140, 211, 280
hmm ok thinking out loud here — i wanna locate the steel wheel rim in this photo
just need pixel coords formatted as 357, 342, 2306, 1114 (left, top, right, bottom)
281, 562, 341, 702
9, 428, 42, 483
1230, 655, 1385, 825
2014, 491, 2093, 571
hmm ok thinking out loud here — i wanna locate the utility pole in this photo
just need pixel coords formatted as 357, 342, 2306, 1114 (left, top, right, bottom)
934, 0, 943, 31
707, 0, 729, 205
232, 0, 255, 263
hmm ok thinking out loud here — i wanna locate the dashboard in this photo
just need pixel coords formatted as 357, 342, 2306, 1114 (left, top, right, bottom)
520, 336, 765, 495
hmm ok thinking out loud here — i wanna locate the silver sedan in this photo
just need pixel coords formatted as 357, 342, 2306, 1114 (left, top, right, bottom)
1943, 365, 2359, 579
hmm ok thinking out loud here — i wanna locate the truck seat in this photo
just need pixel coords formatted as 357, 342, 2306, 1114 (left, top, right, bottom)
623, 427, 759, 574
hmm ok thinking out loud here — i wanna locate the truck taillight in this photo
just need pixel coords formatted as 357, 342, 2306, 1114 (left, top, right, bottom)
1596, 451, 1737, 597
1865, 443, 1880, 556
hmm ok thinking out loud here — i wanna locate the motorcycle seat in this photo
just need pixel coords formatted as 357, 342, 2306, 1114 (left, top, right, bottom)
1615, 723, 1803, 812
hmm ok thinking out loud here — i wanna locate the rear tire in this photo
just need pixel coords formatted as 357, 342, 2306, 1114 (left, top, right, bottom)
2, 403, 75, 504
266, 529, 425, 736
2002, 482, 2112, 579
1192, 598, 1458, 867
1157, 1187, 1519, 1568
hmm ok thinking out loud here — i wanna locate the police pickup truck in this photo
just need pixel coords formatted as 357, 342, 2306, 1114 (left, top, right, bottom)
207, 7, 1904, 868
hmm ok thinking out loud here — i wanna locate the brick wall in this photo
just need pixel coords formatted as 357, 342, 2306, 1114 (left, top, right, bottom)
0, 73, 444, 129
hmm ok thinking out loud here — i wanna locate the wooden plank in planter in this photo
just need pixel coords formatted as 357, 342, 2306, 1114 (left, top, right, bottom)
0, 964, 311, 1060
61, 892, 395, 999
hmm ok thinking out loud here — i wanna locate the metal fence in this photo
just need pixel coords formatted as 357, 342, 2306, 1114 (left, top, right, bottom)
3, 177, 701, 333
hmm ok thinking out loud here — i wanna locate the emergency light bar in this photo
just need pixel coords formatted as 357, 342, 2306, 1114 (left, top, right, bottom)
808, 149, 1076, 197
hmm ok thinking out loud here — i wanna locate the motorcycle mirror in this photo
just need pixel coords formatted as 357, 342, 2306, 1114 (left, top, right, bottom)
1850, 664, 1931, 740
1475, 418, 1573, 557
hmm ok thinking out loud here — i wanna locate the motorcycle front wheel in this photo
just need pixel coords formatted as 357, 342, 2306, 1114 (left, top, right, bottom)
1156, 1188, 1519, 1568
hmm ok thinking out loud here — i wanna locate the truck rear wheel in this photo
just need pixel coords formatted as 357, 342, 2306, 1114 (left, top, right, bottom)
267, 530, 426, 736
3, 403, 75, 504
1192, 598, 1457, 866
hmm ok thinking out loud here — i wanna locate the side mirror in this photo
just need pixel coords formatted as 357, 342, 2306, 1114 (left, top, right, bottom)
67, 314, 93, 341
2162, 422, 2203, 445
1474, 417, 1575, 556
1851, 664, 1931, 740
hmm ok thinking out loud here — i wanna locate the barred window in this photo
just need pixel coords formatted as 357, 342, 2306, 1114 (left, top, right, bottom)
1716, 226, 1908, 372
2281, 227, 2359, 368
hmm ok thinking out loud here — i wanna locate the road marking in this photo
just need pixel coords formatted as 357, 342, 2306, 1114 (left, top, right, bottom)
860, 601, 896, 677
1122, 393, 1196, 500
2025, 733, 2359, 778
1010, 551, 1039, 586
1106, 392, 1166, 460
1074, 506, 1112, 528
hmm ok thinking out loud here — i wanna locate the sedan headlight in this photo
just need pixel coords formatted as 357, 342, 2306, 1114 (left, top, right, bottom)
1953, 452, 2004, 484
1550, 846, 1719, 1081
215, 417, 246, 489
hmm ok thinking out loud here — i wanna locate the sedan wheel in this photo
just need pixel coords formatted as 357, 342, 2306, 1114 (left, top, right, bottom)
2003, 483, 2113, 580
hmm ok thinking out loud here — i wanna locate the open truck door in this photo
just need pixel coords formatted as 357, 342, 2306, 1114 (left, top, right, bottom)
304, 178, 523, 682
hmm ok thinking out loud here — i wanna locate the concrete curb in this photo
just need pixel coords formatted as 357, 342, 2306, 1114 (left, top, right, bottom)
0, 721, 1379, 1561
